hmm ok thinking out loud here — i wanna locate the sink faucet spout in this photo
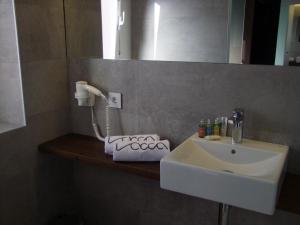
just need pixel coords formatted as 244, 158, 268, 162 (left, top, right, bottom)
230, 108, 244, 144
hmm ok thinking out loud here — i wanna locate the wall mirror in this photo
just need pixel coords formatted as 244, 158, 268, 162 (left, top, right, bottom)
64, 0, 300, 66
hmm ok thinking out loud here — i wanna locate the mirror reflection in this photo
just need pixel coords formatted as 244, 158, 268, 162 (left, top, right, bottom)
102, 0, 249, 64
65, 0, 300, 66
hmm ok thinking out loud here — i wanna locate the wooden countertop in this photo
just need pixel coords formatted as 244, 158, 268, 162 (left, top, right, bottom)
38, 133, 300, 215
39, 134, 160, 180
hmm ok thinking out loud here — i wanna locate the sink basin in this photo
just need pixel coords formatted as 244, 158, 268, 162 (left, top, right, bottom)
160, 134, 289, 215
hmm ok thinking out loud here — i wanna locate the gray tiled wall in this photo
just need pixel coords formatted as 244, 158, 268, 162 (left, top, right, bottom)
69, 58, 300, 225
73, 162, 300, 225
69, 59, 300, 174
0, 0, 76, 224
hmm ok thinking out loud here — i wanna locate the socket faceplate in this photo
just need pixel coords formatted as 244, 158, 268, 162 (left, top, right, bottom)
108, 92, 122, 109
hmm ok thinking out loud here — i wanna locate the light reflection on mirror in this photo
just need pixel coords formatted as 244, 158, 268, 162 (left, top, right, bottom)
154, 2, 160, 59
284, 4, 300, 65
101, 0, 118, 59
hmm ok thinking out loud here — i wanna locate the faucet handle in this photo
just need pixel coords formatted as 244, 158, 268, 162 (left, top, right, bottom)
232, 108, 244, 122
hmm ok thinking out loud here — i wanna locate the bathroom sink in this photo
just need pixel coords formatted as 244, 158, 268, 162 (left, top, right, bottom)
160, 134, 288, 215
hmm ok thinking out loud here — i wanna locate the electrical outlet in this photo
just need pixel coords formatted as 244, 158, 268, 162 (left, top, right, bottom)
108, 92, 122, 109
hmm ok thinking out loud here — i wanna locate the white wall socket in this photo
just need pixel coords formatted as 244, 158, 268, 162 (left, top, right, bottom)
108, 92, 122, 109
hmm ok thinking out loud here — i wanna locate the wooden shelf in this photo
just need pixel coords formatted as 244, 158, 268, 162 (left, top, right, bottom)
38, 134, 160, 180
38, 134, 300, 215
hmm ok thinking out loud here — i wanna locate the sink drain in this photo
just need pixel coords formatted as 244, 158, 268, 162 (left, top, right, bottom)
222, 169, 234, 173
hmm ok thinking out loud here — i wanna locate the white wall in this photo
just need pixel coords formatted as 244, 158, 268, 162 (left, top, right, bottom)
0, 0, 25, 133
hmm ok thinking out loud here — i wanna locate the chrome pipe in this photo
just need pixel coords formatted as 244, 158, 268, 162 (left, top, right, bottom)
218, 204, 230, 225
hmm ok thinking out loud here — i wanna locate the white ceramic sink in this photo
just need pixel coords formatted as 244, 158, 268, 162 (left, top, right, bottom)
160, 134, 289, 215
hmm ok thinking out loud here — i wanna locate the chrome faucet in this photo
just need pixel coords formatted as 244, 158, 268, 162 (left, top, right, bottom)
230, 108, 244, 144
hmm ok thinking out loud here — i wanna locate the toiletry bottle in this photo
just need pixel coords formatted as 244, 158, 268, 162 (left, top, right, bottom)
213, 118, 220, 136
206, 119, 212, 136
198, 119, 206, 138
220, 117, 228, 136
218, 117, 222, 128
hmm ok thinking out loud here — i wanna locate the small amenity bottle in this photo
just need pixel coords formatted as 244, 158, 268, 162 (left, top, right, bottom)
220, 117, 228, 136
206, 119, 212, 136
198, 119, 206, 138
214, 118, 220, 136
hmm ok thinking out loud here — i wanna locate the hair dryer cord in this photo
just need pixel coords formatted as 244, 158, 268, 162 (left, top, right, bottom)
90, 105, 110, 142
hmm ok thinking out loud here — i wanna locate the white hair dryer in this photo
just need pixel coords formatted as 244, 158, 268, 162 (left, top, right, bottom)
74, 81, 110, 142
75, 81, 107, 106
